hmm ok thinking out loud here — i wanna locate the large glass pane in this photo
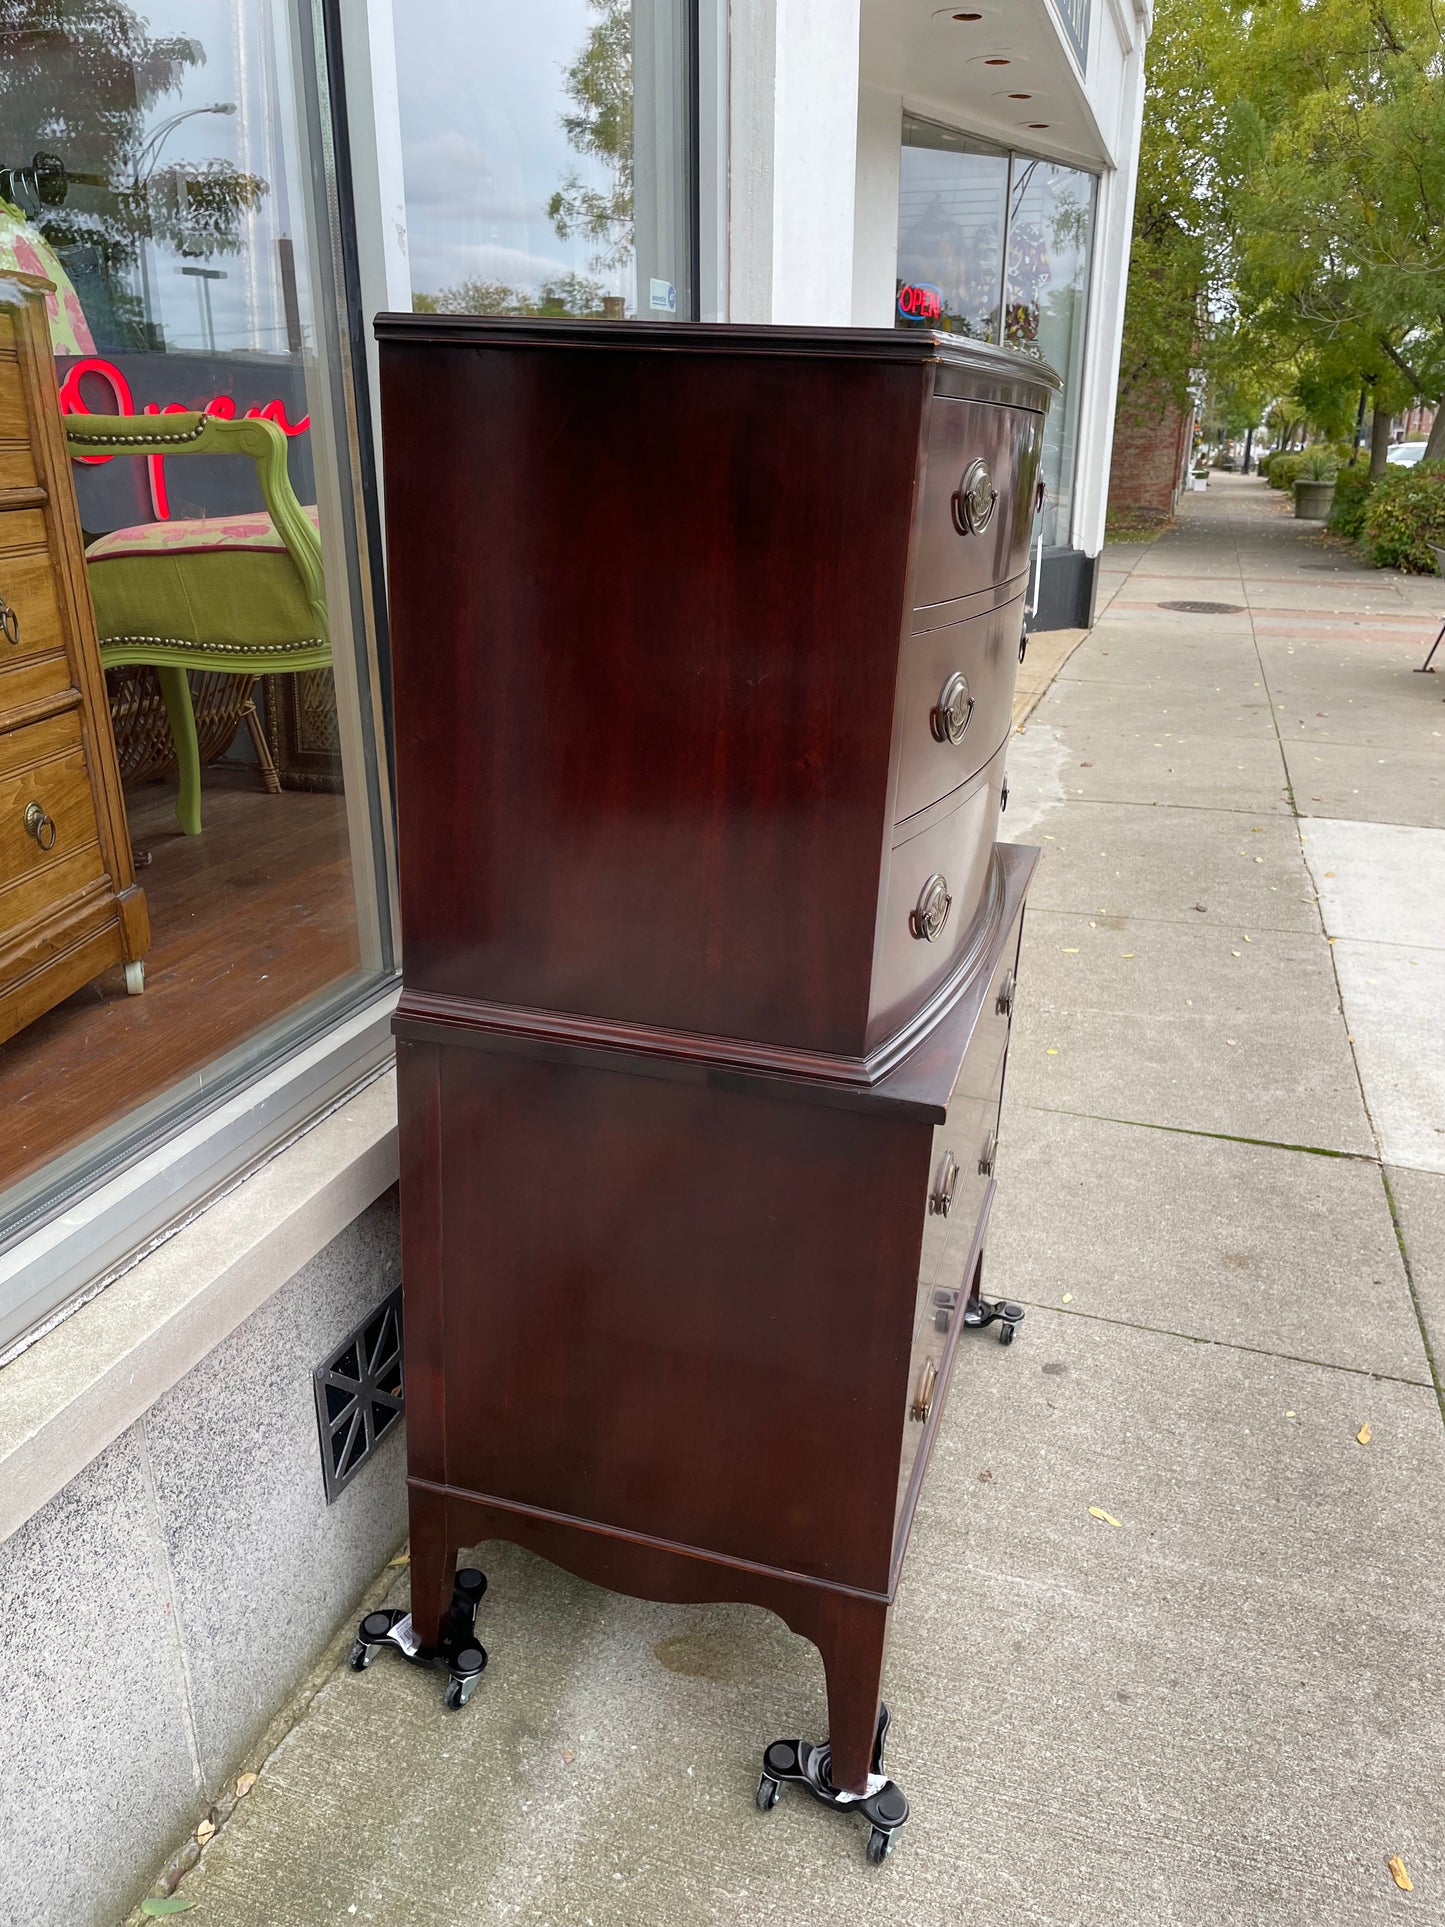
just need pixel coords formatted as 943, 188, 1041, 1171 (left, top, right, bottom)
0, 2, 390, 1236
393, 0, 696, 321
896, 116, 1008, 341
1003, 157, 1095, 544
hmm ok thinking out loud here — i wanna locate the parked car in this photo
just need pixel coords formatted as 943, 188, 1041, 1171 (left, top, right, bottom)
1387, 441, 1429, 467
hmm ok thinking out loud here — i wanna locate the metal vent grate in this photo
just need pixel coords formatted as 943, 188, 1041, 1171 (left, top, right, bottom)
1157, 600, 1245, 614
314, 1286, 404, 1502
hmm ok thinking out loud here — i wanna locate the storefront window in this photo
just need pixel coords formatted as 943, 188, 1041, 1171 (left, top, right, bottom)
0, 0, 393, 1345
1004, 159, 1095, 545
896, 116, 1096, 547
393, 1, 697, 320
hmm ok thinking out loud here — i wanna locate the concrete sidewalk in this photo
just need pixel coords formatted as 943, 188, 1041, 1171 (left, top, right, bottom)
132, 475, 1445, 1926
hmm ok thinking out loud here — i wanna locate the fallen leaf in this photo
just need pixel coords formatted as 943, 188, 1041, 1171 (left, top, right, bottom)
1089, 1507, 1123, 1529
141, 1902, 194, 1918
387, 1554, 410, 1567
1357, 1422, 1373, 1445
235, 1773, 257, 1798
1122, 952, 1135, 959
562, 1748, 576, 1765
1061, 1293, 1073, 1304
196, 1819, 215, 1846
1061, 946, 1080, 953
1231, 950, 1242, 957
1286, 1410, 1296, 1419
1046, 1047, 1059, 1056
1254, 856, 1263, 863
1242, 935, 1252, 943
1387, 1856, 1413, 1892
977, 1468, 993, 1483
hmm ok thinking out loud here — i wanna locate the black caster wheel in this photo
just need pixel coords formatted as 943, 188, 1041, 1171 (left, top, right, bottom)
756, 1774, 781, 1812
348, 1638, 376, 1671
998, 1321, 1016, 1346
442, 1644, 487, 1709
866, 1825, 897, 1864
755, 1709, 908, 1861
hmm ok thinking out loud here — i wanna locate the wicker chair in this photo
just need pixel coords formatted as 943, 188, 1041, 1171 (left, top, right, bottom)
63, 411, 331, 834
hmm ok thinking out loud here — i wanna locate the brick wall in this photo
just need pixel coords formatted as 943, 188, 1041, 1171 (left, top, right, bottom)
1108, 382, 1194, 522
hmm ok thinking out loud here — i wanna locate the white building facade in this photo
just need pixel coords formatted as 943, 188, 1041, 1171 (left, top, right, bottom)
0, 6, 1148, 1921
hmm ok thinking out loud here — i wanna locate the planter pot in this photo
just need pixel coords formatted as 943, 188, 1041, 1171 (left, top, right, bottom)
1294, 479, 1335, 519
1190, 473, 1209, 490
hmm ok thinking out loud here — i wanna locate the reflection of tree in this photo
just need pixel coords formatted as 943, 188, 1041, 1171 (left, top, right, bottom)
0, 1, 266, 348
546, 0, 633, 271
414, 272, 607, 318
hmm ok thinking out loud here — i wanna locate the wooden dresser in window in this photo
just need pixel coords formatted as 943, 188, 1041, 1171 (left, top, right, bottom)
377, 317, 1057, 1852
0, 274, 148, 1044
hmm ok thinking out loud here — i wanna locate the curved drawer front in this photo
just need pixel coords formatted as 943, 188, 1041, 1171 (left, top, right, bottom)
868, 743, 1006, 1049
894, 594, 1024, 824
912, 398, 1042, 612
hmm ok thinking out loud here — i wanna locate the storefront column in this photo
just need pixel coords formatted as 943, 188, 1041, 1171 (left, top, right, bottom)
729, 0, 861, 324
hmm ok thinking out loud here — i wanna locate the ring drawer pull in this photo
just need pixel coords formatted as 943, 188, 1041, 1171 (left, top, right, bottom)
0, 594, 18, 648
928, 1150, 959, 1217
23, 800, 57, 850
978, 1131, 997, 1179
910, 872, 951, 942
910, 1358, 939, 1424
952, 458, 998, 537
930, 671, 973, 745
995, 970, 1016, 1017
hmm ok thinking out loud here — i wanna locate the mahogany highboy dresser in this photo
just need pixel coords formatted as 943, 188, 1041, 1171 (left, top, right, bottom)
376, 317, 1057, 1859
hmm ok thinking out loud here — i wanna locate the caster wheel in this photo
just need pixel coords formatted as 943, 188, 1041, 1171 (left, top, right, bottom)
443, 1677, 471, 1710
348, 1639, 376, 1671
998, 1322, 1016, 1347
866, 1826, 896, 1864
756, 1774, 781, 1812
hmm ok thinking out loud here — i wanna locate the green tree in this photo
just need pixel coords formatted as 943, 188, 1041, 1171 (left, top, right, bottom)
546, 0, 633, 271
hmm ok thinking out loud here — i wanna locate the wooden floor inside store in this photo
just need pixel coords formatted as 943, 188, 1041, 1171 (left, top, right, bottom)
0, 772, 361, 1194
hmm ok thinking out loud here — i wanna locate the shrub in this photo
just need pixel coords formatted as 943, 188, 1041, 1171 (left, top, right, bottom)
1300, 451, 1336, 482
1327, 467, 1375, 539
1362, 462, 1445, 572
1268, 453, 1308, 492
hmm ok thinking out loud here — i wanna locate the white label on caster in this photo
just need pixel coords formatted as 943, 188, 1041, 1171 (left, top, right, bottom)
389, 1612, 423, 1657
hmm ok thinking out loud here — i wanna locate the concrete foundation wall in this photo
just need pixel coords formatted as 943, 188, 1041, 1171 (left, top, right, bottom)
0, 1191, 406, 1927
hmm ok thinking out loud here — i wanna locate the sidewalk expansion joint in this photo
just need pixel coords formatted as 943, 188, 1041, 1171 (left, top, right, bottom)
1009, 1298, 1435, 1390
1380, 1170, 1445, 1431
1019, 1104, 1377, 1163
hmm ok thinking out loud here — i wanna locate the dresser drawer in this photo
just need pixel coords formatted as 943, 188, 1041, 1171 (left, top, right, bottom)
894, 593, 1025, 823
0, 347, 30, 444
0, 711, 104, 909
0, 541, 68, 671
868, 743, 1007, 1048
912, 399, 1043, 612
896, 1030, 1010, 1527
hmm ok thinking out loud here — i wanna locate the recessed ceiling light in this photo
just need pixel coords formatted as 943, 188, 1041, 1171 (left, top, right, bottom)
985, 57, 1011, 64
1026, 122, 1050, 129
1007, 92, 1032, 99
952, 10, 983, 18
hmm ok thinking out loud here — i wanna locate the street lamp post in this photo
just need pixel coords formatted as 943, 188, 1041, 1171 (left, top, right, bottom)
132, 102, 235, 351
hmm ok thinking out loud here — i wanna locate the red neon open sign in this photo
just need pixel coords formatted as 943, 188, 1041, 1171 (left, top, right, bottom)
57, 357, 310, 521
897, 281, 943, 322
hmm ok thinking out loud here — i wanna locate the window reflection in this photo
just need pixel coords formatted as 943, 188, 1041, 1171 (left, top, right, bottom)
394, 0, 695, 321
0, 0, 373, 1211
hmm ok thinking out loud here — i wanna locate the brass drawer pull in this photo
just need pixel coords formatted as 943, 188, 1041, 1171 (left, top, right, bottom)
978, 1131, 997, 1179
995, 970, 1016, 1017
910, 1357, 939, 1424
23, 800, 57, 850
928, 1150, 959, 1217
0, 594, 18, 648
952, 458, 998, 537
910, 872, 951, 942
930, 671, 973, 745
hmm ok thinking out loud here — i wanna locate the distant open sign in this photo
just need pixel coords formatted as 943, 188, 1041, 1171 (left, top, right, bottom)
897, 281, 943, 321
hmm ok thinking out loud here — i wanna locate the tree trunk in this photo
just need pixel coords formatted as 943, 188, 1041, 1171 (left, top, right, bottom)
1424, 406, 1445, 463
1243, 426, 1253, 473
1370, 403, 1393, 477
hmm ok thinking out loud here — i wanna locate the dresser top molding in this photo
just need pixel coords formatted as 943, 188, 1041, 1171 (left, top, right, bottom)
372, 316, 1063, 414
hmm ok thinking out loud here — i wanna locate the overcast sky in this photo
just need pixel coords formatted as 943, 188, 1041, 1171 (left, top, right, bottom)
392, 0, 629, 304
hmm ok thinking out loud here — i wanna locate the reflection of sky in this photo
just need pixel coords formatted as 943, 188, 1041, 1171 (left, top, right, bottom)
134, 0, 306, 360
393, 0, 628, 304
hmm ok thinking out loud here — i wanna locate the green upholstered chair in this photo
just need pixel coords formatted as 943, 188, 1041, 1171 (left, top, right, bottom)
63, 411, 331, 835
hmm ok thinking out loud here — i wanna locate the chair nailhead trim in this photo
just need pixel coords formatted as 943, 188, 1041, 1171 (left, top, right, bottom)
70, 422, 210, 448
104, 635, 325, 655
